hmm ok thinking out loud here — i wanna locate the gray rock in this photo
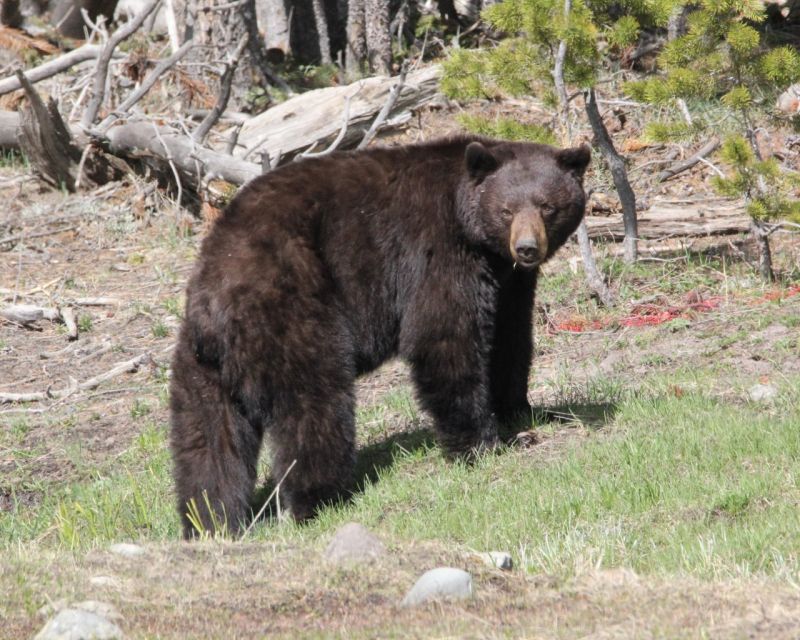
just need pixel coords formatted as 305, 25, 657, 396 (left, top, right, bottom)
71, 601, 121, 620
401, 567, 473, 606
108, 543, 144, 558
324, 522, 385, 565
474, 551, 513, 570
34, 608, 123, 640
749, 383, 778, 402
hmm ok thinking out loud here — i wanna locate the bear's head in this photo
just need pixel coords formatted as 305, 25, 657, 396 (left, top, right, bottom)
461, 140, 591, 269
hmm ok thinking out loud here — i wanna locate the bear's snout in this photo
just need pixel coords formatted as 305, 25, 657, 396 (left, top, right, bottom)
509, 209, 548, 268
514, 239, 540, 264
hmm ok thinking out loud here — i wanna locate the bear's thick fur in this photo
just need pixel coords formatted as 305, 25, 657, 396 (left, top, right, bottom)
170, 136, 590, 537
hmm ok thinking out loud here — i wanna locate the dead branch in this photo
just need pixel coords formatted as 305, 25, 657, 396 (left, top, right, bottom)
0, 225, 78, 247
657, 138, 720, 182
1, 304, 60, 324
299, 96, 353, 159
0, 352, 152, 404
103, 122, 261, 185
81, 0, 163, 129
584, 87, 638, 263
61, 306, 79, 340
95, 39, 194, 134
193, 36, 248, 144
357, 64, 408, 150
0, 44, 109, 97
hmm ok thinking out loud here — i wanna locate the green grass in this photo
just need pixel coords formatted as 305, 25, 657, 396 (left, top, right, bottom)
4, 370, 798, 585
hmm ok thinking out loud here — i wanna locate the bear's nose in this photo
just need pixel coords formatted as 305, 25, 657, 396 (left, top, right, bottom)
515, 240, 540, 263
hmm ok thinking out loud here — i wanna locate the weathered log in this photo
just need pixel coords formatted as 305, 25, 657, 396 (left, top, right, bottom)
236, 65, 442, 162
585, 198, 749, 240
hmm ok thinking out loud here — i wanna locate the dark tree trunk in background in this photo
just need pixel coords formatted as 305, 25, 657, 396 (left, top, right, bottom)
51, 0, 120, 38
1, 0, 23, 27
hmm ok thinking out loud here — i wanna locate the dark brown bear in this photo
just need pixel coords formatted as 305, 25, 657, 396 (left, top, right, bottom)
170, 135, 590, 538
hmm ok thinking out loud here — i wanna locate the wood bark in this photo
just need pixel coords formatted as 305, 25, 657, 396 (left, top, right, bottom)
258, 0, 290, 57
312, 0, 333, 64
346, 0, 367, 77
365, 0, 391, 74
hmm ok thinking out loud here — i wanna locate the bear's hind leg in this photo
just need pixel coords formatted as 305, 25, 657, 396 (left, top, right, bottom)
269, 372, 356, 522
170, 339, 263, 539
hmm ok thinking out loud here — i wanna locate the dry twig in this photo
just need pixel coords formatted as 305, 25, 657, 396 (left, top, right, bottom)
0, 352, 152, 404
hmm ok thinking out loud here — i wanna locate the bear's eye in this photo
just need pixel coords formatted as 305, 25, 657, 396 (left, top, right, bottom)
542, 204, 557, 216
500, 208, 513, 220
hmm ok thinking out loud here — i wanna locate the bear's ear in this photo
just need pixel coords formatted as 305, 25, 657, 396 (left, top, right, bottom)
465, 142, 499, 180
556, 144, 591, 175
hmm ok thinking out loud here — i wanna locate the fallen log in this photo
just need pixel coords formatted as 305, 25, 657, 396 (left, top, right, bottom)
236, 65, 442, 161
585, 197, 750, 240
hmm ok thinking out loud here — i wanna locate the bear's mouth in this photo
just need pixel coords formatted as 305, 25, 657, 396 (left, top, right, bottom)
513, 256, 542, 270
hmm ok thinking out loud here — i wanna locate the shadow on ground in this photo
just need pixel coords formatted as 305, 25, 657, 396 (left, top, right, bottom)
249, 399, 618, 526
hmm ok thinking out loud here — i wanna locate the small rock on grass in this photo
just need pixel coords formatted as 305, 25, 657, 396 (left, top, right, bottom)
473, 551, 513, 571
325, 522, 386, 565
35, 608, 123, 640
109, 543, 144, 558
89, 576, 120, 589
401, 567, 473, 606
749, 384, 778, 402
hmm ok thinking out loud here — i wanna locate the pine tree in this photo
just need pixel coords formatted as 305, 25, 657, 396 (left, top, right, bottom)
441, 0, 677, 295
625, 0, 800, 281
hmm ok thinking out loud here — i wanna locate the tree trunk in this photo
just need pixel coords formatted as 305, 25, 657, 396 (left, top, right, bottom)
1, 0, 22, 27
583, 88, 637, 263
312, 0, 332, 64
346, 0, 367, 77
365, 0, 391, 74
751, 219, 775, 282
258, 0, 290, 59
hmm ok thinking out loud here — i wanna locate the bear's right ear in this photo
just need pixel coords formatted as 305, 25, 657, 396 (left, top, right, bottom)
465, 142, 499, 180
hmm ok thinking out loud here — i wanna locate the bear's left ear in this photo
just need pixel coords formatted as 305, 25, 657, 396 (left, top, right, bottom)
556, 144, 591, 175
465, 142, 499, 180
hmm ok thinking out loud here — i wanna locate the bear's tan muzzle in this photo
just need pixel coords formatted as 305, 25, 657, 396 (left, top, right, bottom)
510, 209, 549, 268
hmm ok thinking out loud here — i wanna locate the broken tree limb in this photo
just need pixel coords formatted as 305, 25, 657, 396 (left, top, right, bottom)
0, 352, 152, 404
357, 63, 408, 150
238, 65, 441, 162
657, 138, 720, 182
1, 304, 61, 324
16, 69, 83, 190
15, 72, 123, 190
81, 0, 163, 129
0, 44, 108, 97
103, 122, 261, 185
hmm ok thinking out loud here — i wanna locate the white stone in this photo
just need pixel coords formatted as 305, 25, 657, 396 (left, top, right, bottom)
89, 576, 120, 589
401, 567, 473, 606
749, 384, 778, 402
34, 609, 123, 640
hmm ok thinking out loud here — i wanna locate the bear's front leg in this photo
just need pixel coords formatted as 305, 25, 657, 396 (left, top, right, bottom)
408, 335, 498, 458
490, 269, 537, 429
